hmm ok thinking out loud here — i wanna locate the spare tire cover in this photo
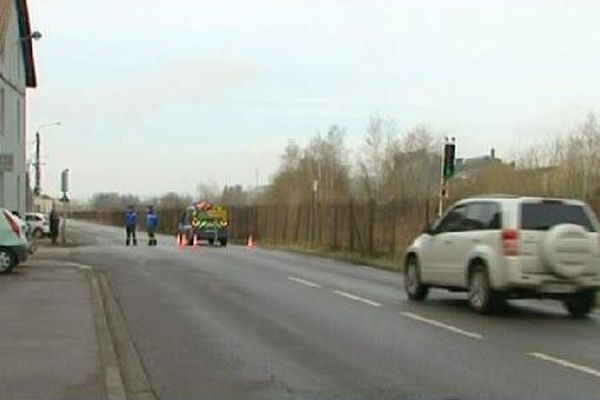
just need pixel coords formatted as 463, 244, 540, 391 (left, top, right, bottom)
542, 224, 594, 279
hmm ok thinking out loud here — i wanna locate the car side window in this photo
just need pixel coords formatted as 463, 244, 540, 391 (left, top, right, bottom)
465, 202, 502, 230
435, 205, 468, 233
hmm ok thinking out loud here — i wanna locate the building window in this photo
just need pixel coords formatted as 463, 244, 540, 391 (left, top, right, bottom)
0, 88, 4, 136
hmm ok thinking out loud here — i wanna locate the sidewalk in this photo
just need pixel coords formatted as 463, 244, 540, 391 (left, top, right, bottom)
0, 247, 107, 400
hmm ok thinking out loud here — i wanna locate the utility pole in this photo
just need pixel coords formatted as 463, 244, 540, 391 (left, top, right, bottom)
33, 131, 40, 196
60, 168, 70, 245
33, 122, 61, 197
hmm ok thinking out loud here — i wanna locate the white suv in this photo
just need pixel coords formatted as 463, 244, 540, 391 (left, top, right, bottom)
404, 196, 600, 316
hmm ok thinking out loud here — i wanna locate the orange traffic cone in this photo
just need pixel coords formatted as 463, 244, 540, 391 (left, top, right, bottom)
247, 234, 255, 250
193, 234, 199, 249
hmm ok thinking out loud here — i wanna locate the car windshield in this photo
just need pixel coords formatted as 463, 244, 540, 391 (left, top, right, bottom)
521, 203, 596, 232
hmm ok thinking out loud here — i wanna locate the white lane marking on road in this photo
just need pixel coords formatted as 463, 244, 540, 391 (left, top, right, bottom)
400, 312, 483, 340
332, 290, 382, 307
66, 262, 95, 270
527, 352, 600, 379
288, 276, 323, 289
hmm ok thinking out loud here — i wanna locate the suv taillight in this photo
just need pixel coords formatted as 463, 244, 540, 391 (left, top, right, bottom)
501, 229, 519, 256
3, 211, 21, 237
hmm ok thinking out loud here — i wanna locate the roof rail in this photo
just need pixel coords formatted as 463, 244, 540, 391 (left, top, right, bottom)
468, 194, 520, 199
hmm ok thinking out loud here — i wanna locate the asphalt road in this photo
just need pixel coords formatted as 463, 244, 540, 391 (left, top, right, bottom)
64, 220, 600, 399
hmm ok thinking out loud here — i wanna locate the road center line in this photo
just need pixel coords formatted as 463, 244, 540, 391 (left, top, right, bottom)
400, 312, 483, 340
332, 290, 382, 307
527, 352, 600, 379
288, 276, 323, 289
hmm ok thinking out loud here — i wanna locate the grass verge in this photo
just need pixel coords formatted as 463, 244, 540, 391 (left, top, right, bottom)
255, 242, 403, 273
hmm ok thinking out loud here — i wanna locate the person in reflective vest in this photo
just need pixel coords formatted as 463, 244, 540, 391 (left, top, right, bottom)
124, 206, 138, 246
145, 205, 158, 246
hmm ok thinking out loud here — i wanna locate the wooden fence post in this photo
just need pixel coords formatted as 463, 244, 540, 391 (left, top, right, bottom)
294, 205, 301, 243
282, 205, 289, 244
368, 197, 375, 256
305, 204, 311, 247
390, 199, 397, 256
349, 198, 355, 252
333, 205, 339, 251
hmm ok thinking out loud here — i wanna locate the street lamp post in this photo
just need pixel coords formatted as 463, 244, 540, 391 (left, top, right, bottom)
33, 122, 61, 196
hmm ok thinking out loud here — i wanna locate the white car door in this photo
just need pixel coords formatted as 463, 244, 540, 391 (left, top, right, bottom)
424, 205, 469, 285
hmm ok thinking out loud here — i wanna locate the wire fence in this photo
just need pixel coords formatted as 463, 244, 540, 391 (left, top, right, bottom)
75, 196, 600, 262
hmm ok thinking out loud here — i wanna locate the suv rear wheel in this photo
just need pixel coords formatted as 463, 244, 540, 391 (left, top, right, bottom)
404, 257, 429, 301
562, 290, 596, 318
468, 264, 498, 314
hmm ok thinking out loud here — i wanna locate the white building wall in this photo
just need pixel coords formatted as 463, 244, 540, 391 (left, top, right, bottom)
0, 0, 27, 215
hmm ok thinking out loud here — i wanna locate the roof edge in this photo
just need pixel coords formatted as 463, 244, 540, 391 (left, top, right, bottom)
15, 0, 36, 88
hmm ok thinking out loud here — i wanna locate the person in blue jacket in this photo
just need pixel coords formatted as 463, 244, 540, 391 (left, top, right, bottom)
145, 205, 158, 246
124, 206, 138, 246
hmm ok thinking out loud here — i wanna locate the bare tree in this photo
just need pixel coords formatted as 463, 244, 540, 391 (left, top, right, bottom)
196, 182, 221, 203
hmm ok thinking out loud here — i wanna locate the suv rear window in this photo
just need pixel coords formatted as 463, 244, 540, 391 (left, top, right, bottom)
520, 202, 596, 232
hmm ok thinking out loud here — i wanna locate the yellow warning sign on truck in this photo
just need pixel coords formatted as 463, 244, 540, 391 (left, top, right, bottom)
207, 206, 228, 222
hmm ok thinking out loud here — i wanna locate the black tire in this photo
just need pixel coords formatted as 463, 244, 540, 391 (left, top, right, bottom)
219, 239, 228, 247
404, 257, 429, 301
33, 228, 45, 239
563, 290, 596, 318
468, 264, 498, 314
208, 239, 215, 246
0, 247, 17, 274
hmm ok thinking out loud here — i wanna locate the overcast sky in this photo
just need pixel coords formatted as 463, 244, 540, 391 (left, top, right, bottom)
27, 0, 600, 199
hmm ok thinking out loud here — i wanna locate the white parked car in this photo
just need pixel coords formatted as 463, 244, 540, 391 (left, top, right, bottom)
404, 196, 600, 317
24, 212, 50, 239
0, 209, 30, 273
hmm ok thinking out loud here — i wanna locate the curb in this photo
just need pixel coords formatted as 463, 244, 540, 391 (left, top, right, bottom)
99, 273, 157, 400
90, 274, 128, 400
90, 270, 157, 400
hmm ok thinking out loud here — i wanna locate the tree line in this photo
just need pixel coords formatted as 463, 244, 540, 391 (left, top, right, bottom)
89, 111, 600, 211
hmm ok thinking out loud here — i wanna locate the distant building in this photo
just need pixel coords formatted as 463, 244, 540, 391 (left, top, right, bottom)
455, 148, 502, 179
0, 0, 37, 215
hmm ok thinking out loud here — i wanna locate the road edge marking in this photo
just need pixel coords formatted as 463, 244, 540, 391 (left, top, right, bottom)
527, 352, 600, 379
288, 276, 323, 289
400, 311, 483, 340
332, 290, 382, 307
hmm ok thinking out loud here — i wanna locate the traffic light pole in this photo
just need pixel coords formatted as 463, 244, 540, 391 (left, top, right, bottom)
438, 137, 456, 217
437, 170, 445, 217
